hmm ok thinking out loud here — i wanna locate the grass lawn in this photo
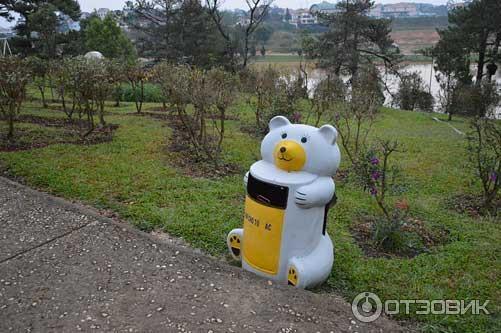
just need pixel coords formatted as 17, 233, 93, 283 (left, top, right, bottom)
0, 98, 499, 333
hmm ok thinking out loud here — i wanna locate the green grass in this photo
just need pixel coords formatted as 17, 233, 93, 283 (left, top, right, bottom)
0, 99, 499, 332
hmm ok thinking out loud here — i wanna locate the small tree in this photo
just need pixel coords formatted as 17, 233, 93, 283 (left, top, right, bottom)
242, 66, 281, 133
61, 57, 115, 137
206, 0, 273, 68
28, 57, 50, 107
436, 71, 460, 121
260, 44, 266, 57
394, 72, 434, 112
466, 83, 501, 215
154, 63, 238, 167
0, 57, 31, 139
125, 62, 149, 114
51, 59, 77, 119
354, 140, 410, 252
334, 66, 384, 166
92, 59, 120, 127
207, 67, 239, 162
308, 73, 345, 127
243, 67, 306, 134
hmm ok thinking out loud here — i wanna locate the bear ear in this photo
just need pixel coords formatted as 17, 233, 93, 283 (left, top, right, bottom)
269, 116, 291, 131
318, 125, 338, 145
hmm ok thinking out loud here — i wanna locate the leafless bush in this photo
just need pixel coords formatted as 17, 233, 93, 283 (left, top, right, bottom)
307, 73, 345, 127
334, 66, 384, 166
242, 66, 306, 134
125, 61, 150, 113
0, 57, 32, 139
466, 83, 501, 216
60, 57, 119, 137
154, 62, 238, 167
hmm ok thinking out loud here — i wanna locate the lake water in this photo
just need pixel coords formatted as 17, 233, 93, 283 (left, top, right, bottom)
306, 63, 501, 118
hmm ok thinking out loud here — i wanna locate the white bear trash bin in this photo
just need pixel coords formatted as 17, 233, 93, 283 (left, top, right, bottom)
227, 116, 341, 289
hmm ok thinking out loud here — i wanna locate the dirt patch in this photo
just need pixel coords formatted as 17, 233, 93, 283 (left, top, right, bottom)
0, 114, 119, 152
17, 114, 88, 128
126, 111, 174, 121
334, 169, 349, 182
446, 194, 500, 218
145, 106, 170, 113
350, 216, 450, 259
0, 125, 118, 152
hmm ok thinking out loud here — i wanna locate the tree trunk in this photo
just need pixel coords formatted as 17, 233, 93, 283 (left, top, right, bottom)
476, 33, 488, 85
39, 87, 48, 108
99, 102, 106, 126
7, 112, 14, 139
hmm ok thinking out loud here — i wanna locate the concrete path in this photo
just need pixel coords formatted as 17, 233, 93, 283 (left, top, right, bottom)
0, 177, 404, 332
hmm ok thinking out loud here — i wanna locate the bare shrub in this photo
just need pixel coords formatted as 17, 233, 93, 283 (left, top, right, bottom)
333, 66, 384, 166
307, 73, 345, 127
154, 62, 238, 168
466, 83, 501, 216
28, 57, 50, 108
125, 62, 150, 113
243, 66, 307, 134
0, 57, 32, 139
61, 57, 118, 137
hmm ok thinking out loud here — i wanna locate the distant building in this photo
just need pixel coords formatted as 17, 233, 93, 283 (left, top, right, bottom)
310, 1, 339, 15
96, 8, 111, 20
309, 1, 449, 19
370, 4, 383, 18
289, 9, 318, 26
379, 3, 419, 18
236, 16, 251, 26
80, 12, 91, 20
447, 2, 467, 10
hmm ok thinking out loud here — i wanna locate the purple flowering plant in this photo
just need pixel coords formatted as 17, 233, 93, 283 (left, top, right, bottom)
354, 140, 404, 220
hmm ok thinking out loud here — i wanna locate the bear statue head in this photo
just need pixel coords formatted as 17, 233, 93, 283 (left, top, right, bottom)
261, 116, 341, 177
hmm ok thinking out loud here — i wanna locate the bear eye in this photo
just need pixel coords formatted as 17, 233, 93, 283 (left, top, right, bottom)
301, 137, 308, 143
281, 133, 287, 139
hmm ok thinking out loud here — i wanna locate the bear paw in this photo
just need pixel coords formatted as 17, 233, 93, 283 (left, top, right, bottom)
287, 266, 299, 287
295, 189, 313, 209
229, 235, 242, 258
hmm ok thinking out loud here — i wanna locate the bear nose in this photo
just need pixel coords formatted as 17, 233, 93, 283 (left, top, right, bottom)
280, 147, 286, 153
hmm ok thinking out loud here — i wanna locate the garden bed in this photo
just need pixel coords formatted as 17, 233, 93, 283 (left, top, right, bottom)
0, 115, 119, 152
350, 216, 450, 258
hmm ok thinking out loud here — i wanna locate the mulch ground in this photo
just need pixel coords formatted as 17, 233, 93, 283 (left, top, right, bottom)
350, 216, 450, 259
446, 193, 500, 218
0, 114, 119, 152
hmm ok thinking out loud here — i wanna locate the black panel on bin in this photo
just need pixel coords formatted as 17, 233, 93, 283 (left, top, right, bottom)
247, 173, 289, 209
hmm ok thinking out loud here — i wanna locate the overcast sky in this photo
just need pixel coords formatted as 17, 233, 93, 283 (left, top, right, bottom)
0, 0, 448, 28
77, 0, 448, 12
